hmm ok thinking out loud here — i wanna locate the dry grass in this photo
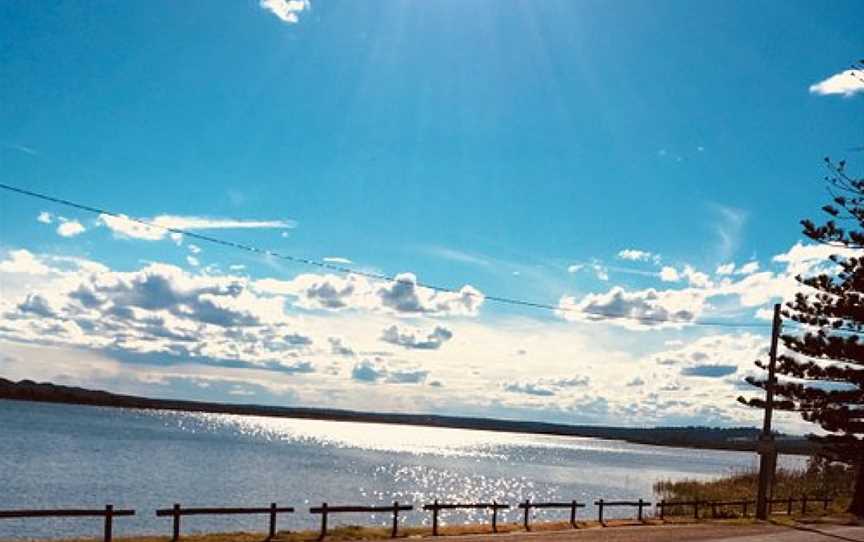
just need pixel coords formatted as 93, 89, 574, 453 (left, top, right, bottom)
652, 457, 853, 518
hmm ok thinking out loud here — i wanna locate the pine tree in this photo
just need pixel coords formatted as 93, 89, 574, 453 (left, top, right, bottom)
741, 158, 864, 515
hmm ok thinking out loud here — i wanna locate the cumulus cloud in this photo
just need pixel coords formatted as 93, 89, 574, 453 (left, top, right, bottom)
56, 220, 86, 237
378, 273, 484, 315
0, 249, 53, 275
681, 265, 712, 288
617, 249, 660, 263
558, 286, 706, 329
716, 263, 735, 276
503, 376, 590, 397
380, 325, 453, 350
0, 256, 324, 374
350, 358, 428, 384
98, 213, 295, 241
659, 266, 680, 282
259, 0, 309, 24
323, 257, 352, 264
504, 382, 555, 396
258, 272, 484, 317
37, 212, 53, 224
328, 337, 355, 357
809, 69, 864, 97
736, 261, 759, 275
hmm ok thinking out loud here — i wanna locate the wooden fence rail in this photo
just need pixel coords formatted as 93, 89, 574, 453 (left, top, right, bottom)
515, 500, 586, 530
656, 499, 754, 519
0, 505, 134, 542
767, 496, 832, 516
422, 500, 509, 536
309, 502, 411, 540
594, 499, 650, 525
155, 503, 294, 542
656, 496, 832, 520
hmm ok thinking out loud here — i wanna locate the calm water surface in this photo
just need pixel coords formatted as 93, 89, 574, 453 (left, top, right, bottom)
0, 400, 806, 539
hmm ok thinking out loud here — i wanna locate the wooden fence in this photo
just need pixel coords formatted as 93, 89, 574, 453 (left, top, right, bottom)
594, 499, 651, 524
155, 503, 294, 541
309, 502, 411, 540
516, 500, 585, 530
0, 493, 840, 540
0, 505, 134, 542
768, 496, 832, 516
422, 500, 509, 535
657, 495, 832, 519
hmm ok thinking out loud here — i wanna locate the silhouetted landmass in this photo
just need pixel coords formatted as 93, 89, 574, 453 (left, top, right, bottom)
0, 377, 815, 455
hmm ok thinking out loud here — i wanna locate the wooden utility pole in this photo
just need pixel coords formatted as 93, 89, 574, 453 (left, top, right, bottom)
756, 303, 782, 520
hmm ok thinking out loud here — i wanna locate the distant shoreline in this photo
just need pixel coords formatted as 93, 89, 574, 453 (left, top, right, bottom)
0, 377, 815, 455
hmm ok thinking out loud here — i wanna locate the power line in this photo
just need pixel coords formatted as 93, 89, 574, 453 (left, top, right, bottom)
0, 181, 780, 329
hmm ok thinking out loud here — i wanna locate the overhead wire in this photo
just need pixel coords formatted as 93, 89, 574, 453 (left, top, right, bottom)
0, 181, 856, 333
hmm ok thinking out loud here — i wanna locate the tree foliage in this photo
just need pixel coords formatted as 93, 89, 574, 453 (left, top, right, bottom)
740, 158, 864, 513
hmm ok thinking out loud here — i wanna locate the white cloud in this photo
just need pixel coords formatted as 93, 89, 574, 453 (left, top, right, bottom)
659, 266, 680, 282
772, 241, 858, 277
557, 286, 706, 329
736, 261, 759, 275
381, 324, 453, 350
716, 263, 735, 276
188, 244, 202, 254
0, 249, 52, 275
809, 69, 864, 97
255, 272, 484, 317
37, 212, 53, 224
682, 265, 712, 288
259, 0, 309, 24
323, 257, 352, 265
186, 256, 200, 267
567, 264, 584, 273
592, 265, 609, 281
98, 213, 295, 241
56, 220, 86, 238
617, 249, 656, 262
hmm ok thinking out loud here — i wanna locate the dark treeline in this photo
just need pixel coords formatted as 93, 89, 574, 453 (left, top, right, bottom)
0, 377, 814, 455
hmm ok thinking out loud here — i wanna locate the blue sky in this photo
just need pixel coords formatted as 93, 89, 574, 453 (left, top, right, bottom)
1, 0, 862, 430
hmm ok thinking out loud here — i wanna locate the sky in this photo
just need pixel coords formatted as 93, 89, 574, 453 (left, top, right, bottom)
1, 0, 863, 432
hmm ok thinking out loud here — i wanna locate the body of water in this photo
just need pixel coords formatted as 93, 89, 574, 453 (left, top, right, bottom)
0, 400, 806, 539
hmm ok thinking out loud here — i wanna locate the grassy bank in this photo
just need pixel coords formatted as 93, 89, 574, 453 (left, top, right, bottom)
653, 456, 853, 514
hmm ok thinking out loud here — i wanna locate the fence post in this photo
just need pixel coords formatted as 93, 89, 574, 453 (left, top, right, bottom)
491, 501, 498, 533
801, 495, 808, 515
432, 500, 439, 536
711, 502, 717, 518
268, 502, 277, 540
787, 496, 793, 516
658, 500, 664, 520
693, 501, 699, 520
743, 501, 749, 517
597, 499, 604, 525
824, 496, 830, 511
391, 501, 399, 538
523, 500, 530, 531
570, 500, 577, 528
104, 505, 113, 542
172, 504, 181, 542
637, 499, 643, 522
319, 503, 328, 540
